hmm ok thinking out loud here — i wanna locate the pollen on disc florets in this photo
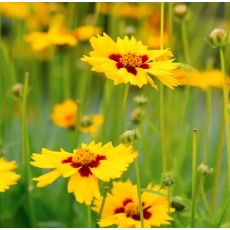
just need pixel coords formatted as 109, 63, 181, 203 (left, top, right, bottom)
125, 202, 139, 217
119, 53, 143, 67
73, 149, 96, 165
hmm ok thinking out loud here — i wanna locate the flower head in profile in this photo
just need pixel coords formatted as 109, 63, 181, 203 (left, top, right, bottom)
82, 33, 178, 89
25, 15, 77, 51
31, 142, 137, 205
93, 180, 173, 228
73, 25, 102, 41
0, 157, 20, 192
80, 115, 103, 135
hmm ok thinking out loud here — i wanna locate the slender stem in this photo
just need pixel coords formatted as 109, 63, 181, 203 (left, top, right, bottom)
159, 2, 168, 172
121, 84, 130, 132
21, 73, 35, 227
98, 182, 109, 225
168, 2, 173, 47
87, 205, 92, 228
204, 89, 212, 162
180, 20, 191, 126
211, 117, 225, 211
135, 158, 144, 228
191, 129, 197, 228
219, 47, 230, 191
199, 176, 212, 216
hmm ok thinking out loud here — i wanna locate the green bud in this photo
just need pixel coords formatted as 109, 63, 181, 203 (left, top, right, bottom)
11, 83, 24, 98
131, 108, 145, 125
209, 28, 229, 47
133, 94, 148, 106
162, 172, 175, 187
120, 128, 140, 146
197, 162, 214, 176
81, 115, 93, 128
174, 4, 188, 19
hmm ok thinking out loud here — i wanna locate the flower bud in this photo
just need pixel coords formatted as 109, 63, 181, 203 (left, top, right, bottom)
171, 196, 185, 211
131, 108, 145, 125
81, 115, 93, 128
120, 128, 140, 146
133, 94, 148, 106
174, 4, 188, 19
209, 28, 229, 47
197, 162, 214, 176
125, 26, 136, 36
11, 83, 24, 97
162, 172, 175, 187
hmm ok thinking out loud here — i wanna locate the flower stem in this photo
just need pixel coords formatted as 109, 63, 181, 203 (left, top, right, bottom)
181, 20, 191, 126
219, 46, 230, 191
98, 182, 109, 226
211, 117, 225, 211
135, 158, 144, 228
159, 2, 168, 172
191, 129, 197, 228
121, 84, 130, 132
87, 205, 92, 228
21, 73, 35, 227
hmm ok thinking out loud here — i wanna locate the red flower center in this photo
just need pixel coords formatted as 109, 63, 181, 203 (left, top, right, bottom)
114, 198, 152, 220
62, 149, 106, 177
109, 52, 150, 76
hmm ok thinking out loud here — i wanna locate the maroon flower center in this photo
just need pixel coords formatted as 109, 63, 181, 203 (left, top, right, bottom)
109, 52, 150, 76
114, 198, 152, 220
62, 149, 106, 177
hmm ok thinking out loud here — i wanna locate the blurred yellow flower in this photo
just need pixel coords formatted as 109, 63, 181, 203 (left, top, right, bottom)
0, 3, 29, 19
82, 33, 178, 89
25, 15, 77, 51
93, 180, 173, 228
31, 142, 137, 205
0, 157, 20, 192
174, 69, 230, 90
51, 99, 77, 129
80, 115, 103, 135
74, 25, 102, 41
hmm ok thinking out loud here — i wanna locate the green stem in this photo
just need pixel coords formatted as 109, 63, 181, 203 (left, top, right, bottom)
204, 89, 212, 162
199, 176, 212, 216
159, 2, 168, 172
121, 84, 130, 132
135, 158, 144, 228
191, 129, 197, 228
98, 182, 109, 225
219, 47, 230, 191
180, 20, 191, 126
211, 117, 225, 211
21, 73, 35, 227
87, 205, 92, 228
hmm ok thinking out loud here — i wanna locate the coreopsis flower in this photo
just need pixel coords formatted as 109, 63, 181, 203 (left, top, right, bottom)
51, 99, 77, 129
174, 69, 230, 90
31, 142, 137, 205
73, 25, 102, 41
93, 180, 173, 228
25, 15, 77, 51
51, 99, 103, 134
0, 3, 29, 19
0, 157, 20, 192
81, 33, 178, 89
80, 115, 103, 135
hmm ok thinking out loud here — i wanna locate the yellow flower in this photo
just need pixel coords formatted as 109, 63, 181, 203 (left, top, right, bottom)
0, 157, 20, 192
25, 15, 77, 51
80, 115, 103, 135
0, 3, 29, 19
73, 25, 102, 41
93, 180, 173, 228
174, 69, 230, 90
51, 99, 77, 129
82, 33, 178, 89
31, 142, 137, 205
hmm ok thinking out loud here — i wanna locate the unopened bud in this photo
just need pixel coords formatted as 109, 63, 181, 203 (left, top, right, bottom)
125, 26, 136, 36
120, 129, 140, 146
131, 108, 145, 125
133, 94, 148, 106
11, 83, 23, 97
174, 4, 188, 19
162, 172, 175, 187
81, 115, 93, 128
198, 162, 214, 176
209, 28, 229, 47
